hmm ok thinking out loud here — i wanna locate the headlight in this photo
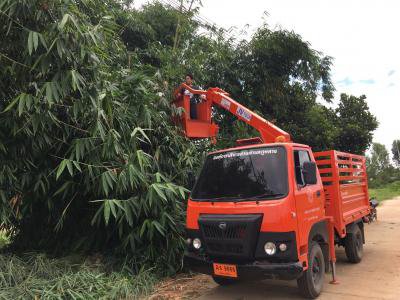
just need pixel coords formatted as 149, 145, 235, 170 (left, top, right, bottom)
193, 238, 202, 249
264, 242, 276, 255
279, 243, 287, 252
185, 238, 192, 245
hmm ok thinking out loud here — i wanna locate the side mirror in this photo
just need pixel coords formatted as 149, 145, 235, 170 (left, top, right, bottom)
302, 161, 317, 185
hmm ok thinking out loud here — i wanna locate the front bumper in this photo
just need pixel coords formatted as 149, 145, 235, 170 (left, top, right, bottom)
184, 252, 303, 281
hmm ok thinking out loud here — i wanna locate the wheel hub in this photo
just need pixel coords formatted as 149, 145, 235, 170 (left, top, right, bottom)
312, 257, 322, 283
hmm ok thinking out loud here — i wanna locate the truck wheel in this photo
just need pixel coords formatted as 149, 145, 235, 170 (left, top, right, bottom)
297, 242, 325, 299
212, 276, 238, 286
345, 224, 363, 263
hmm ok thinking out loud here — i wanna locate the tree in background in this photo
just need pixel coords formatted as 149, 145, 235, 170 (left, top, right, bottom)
335, 94, 378, 154
214, 26, 338, 150
392, 140, 400, 167
367, 143, 399, 187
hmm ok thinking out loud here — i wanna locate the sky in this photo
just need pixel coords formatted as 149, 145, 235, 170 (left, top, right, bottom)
136, 0, 399, 154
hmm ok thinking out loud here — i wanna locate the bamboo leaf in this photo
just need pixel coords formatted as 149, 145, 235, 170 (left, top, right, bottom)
56, 159, 68, 180
25, 94, 32, 110
18, 93, 25, 116
38, 33, 48, 50
124, 202, 133, 226
69, 15, 82, 34
101, 173, 109, 196
71, 70, 78, 91
66, 160, 73, 176
28, 31, 33, 55
51, 82, 60, 102
104, 171, 114, 190
155, 172, 161, 183
112, 200, 125, 211
152, 220, 165, 236
152, 184, 167, 202
56, 40, 64, 58
139, 220, 148, 238
3, 95, 20, 112
103, 201, 110, 225
33, 31, 39, 51
136, 150, 144, 171
45, 82, 53, 103
109, 200, 117, 218
178, 186, 187, 199
131, 127, 151, 144
72, 161, 82, 172
53, 181, 71, 196
59, 14, 70, 30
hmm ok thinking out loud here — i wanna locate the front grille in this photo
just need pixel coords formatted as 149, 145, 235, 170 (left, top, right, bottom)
198, 214, 262, 259
202, 224, 247, 239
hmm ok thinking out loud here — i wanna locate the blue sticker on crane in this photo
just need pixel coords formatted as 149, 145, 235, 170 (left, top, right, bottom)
236, 107, 252, 121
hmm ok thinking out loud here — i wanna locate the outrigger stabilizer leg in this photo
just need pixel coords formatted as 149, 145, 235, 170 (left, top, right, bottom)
327, 217, 339, 284
330, 261, 339, 284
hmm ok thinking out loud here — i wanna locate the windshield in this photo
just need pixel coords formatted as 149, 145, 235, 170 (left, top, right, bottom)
191, 146, 288, 201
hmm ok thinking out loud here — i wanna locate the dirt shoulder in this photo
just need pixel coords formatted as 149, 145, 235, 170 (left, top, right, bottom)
148, 197, 400, 300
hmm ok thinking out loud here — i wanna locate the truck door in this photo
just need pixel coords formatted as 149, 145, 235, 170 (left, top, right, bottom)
293, 149, 323, 257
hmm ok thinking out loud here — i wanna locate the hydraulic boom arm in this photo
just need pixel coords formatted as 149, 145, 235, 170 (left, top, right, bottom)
174, 84, 291, 144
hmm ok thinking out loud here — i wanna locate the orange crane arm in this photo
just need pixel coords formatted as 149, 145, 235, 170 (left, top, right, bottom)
177, 84, 291, 144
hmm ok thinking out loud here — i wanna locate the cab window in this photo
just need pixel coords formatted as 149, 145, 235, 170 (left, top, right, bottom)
191, 146, 288, 201
294, 150, 311, 186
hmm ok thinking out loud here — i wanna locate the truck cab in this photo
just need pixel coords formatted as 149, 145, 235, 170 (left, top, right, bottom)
184, 142, 330, 296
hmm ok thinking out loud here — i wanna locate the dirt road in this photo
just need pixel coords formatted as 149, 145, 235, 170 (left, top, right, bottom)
150, 198, 400, 299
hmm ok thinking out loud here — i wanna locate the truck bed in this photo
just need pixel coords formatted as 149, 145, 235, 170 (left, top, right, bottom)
313, 150, 370, 238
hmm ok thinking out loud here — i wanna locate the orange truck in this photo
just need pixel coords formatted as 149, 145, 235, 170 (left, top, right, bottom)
173, 85, 372, 298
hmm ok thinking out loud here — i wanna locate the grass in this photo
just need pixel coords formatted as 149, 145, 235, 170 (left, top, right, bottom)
369, 181, 400, 201
0, 252, 158, 300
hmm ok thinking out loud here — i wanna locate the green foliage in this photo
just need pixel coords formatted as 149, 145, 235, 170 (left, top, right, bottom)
369, 181, 400, 201
0, 0, 201, 270
246, 27, 334, 101
392, 140, 400, 167
0, 253, 157, 299
335, 94, 378, 154
368, 143, 390, 172
367, 143, 400, 188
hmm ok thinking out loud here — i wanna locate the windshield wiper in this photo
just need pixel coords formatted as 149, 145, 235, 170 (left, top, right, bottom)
193, 193, 285, 202
233, 192, 285, 202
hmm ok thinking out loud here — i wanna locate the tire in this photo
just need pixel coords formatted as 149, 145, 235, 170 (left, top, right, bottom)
345, 224, 363, 263
297, 242, 325, 299
212, 276, 238, 286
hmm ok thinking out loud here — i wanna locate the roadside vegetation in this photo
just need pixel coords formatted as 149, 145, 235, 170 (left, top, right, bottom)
0, 0, 382, 298
0, 253, 157, 299
367, 141, 400, 201
369, 181, 400, 201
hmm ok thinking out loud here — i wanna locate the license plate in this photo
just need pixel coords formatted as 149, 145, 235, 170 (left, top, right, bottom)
213, 263, 238, 278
